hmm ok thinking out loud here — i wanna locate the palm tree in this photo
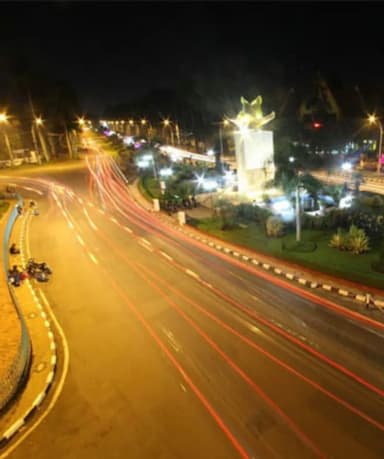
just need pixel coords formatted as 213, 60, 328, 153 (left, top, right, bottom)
272, 165, 323, 242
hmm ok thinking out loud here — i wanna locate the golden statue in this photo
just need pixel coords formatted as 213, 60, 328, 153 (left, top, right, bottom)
229, 95, 275, 131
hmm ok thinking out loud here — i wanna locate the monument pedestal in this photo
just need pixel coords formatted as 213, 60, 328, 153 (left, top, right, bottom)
234, 129, 275, 193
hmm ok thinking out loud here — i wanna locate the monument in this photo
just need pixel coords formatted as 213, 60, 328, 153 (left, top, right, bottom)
229, 96, 276, 193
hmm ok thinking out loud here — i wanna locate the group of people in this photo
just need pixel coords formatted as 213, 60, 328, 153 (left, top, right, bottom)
16, 200, 39, 216
7, 265, 28, 287
162, 196, 198, 214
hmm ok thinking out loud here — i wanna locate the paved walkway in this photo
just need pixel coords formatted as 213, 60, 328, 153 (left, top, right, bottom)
0, 209, 57, 449
0, 205, 22, 412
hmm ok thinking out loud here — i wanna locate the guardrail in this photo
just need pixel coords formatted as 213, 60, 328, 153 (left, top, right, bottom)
0, 196, 32, 412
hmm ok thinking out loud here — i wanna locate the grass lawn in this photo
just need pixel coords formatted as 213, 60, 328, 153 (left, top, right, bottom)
139, 176, 161, 200
196, 219, 384, 289
0, 201, 10, 219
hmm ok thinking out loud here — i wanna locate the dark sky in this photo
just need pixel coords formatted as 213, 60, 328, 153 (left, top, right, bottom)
1, 1, 384, 115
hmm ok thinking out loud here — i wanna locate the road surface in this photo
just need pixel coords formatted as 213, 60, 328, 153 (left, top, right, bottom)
1, 155, 384, 459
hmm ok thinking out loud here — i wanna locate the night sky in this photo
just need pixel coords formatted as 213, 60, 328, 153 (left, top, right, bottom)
1, 2, 384, 115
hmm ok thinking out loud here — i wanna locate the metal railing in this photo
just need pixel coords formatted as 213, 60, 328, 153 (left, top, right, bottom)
0, 196, 32, 412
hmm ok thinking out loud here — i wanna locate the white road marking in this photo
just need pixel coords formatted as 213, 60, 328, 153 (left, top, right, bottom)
140, 238, 151, 246
139, 241, 154, 252
22, 186, 43, 195
160, 251, 173, 261
123, 226, 132, 233
89, 253, 99, 264
0, 292, 70, 457
83, 208, 98, 231
201, 281, 212, 289
76, 234, 85, 246
185, 269, 199, 279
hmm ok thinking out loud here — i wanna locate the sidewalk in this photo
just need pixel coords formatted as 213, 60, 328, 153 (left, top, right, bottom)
0, 210, 58, 449
129, 179, 384, 320
0, 205, 22, 414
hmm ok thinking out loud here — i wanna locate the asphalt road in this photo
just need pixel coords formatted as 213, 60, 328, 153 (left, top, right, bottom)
1, 157, 384, 459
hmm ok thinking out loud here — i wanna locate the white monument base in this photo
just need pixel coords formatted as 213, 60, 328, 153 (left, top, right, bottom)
234, 129, 275, 193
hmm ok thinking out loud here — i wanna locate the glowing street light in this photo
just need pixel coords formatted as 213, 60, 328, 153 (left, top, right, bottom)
78, 117, 85, 127
141, 119, 147, 125
35, 117, 43, 126
159, 167, 173, 177
368, 114, 383, 174
341, 161, 352, 172
0, 112, 13, 160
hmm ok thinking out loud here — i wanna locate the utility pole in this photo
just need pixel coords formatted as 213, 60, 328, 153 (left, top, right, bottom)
3, 128, 13, 162
295, 185, 301, 242
31, 124, 41, 164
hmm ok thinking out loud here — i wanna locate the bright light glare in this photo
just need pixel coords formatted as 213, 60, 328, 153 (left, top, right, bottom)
207, 149, 215, 156
123, 136, 134, 146
238, 124, 249, 137
142, 154, 153, 161
159, 168, 173, 177
289, 156, 295, 163
0, 113, 8, 123
224, 170, 235, 183
203, 179, 217, 191
341, 162, 352, 171
369, 114, 377, 124
339, 194, 353, 209
137, 160, 150, 168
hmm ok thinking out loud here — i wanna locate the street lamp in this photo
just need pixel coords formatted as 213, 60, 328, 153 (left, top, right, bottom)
0, 112, 13, 161
162, 119, 174, 145
368, 114, 383, 174
219, 119, 230, 157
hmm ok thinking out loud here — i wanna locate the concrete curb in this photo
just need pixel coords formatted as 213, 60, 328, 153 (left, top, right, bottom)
0, 211, 58, 449
140, 193, 384, 312
184, 228, 384, 310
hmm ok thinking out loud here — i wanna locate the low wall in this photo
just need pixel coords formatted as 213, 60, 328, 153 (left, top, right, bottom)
0, 198, 32, 412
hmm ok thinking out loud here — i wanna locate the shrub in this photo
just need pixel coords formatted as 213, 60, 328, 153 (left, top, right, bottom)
253, 206, 272, 227
329, 228, 346, 250
371, 241, 384, 273
347, 225, 370, 254
329, 225, 370, 254
215, 198, 236, 230
266, 216, 284, 237
234, 203, 255, 222
371, 195, 384, 208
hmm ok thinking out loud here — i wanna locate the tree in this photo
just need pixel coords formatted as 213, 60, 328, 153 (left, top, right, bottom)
271, 165, 323, 242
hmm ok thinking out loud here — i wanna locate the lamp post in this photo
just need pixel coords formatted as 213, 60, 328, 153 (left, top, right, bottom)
35, 117, 50, 162
162, 119, 175, 145
368, 114, 383, 174
0, 113, 13, 162
175, 122, 181, 145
